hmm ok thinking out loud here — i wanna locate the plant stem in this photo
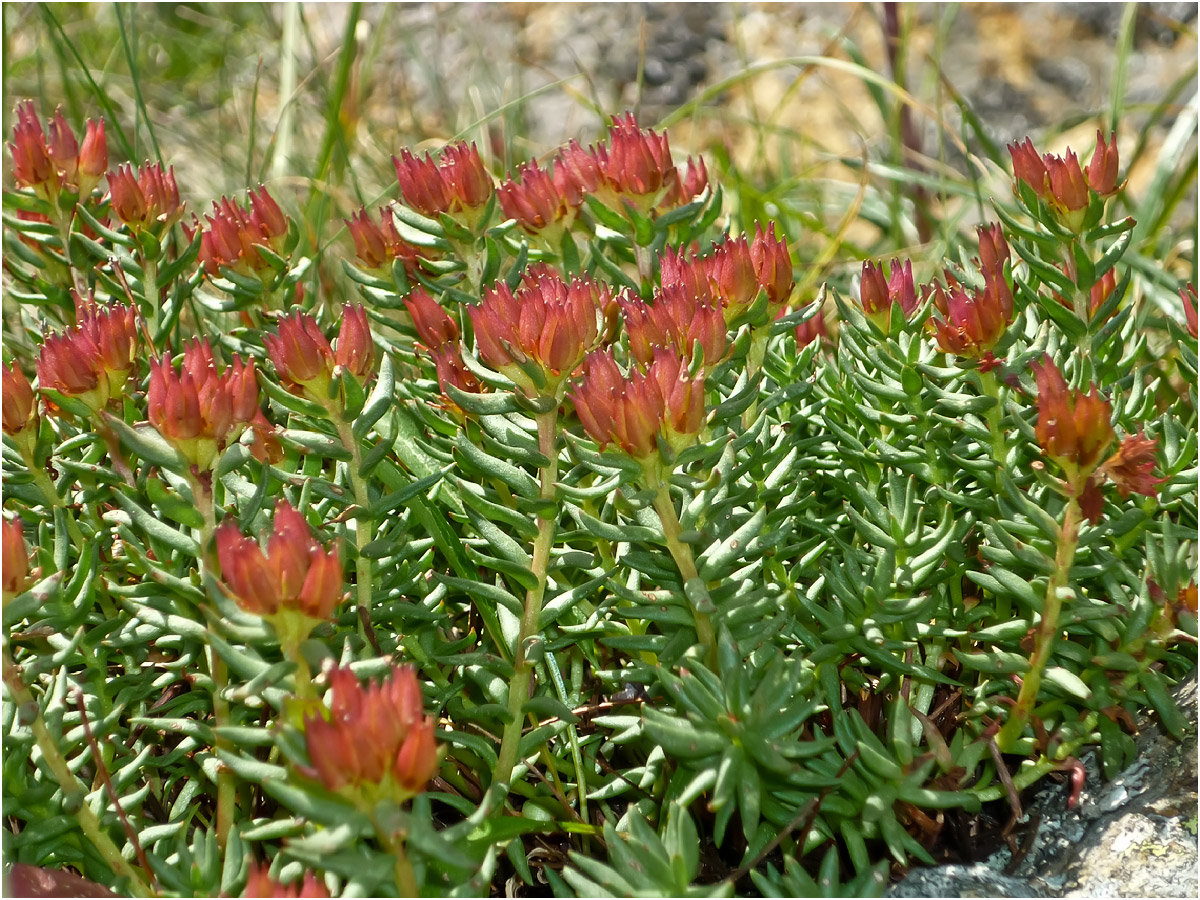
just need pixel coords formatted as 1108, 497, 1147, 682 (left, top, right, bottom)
494, 407, 559, 788
190, 473, 235, 849
995, 497, 1082, 752
332, 412, 375, 641
3, 649, 154, 896
645, 466, 717, 664
370, 813, 419, 896
978, 369, 1008, 467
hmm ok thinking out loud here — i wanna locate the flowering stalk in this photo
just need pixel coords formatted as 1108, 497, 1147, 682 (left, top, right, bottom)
642, 462, 717, 662
2, 649, 154, 896
995, 496, 1082, 752
493, 406, 560, 789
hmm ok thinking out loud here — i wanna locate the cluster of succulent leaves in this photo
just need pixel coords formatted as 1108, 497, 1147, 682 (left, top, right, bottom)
2, 103, 1196, 900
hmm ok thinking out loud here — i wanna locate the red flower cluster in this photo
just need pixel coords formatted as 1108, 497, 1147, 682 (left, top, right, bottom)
186, 186, 290, 276
621, 282, 726, 369
1008, 131, 1120, 227
264, 306, 374, 401
344, 206, 423, 273
9, 101, 107, 197
242, 862, 328, 899
393, 142, 493, 220
657, 224, 793, 323
929, 224, 1014, 362
859, 258, 918, 330
571, 348, 705, 459
216, 500, 343, 622
36, 296, 139, 415
106, 163, 183, 234
497, 159, 580, 235
1031, 354, 1162, 519
469, 265, 607, 396
148, 338, 273, 469
300, 665, 438, 802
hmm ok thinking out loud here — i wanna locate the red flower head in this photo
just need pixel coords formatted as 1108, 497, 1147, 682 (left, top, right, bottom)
601, 113, 676, 200
440, 142, 493, 211
2, 517, 30, 599
243, 862, 328, 899
570, 348, 705, 459
45, 108, 79, 189
1007, 137, 1048, 196
750, 222, 794, 312
10, 101, 54, 191
1086, 130, 1120, 197
404, 288, 460, 350
930, 227, 1013, 358
393, 148, 450, 218
148, 339, 269, 470
264, 311, 335, 395
107, 163, 182, 234
859, 259, 918, 330
498, 160, 572, 233
659, 245, 716, 303
191, 187, 290, 276
300, 665, 438, 801
3, 362, 37, 438
555, 139, 605, 201
621, 284, 727, 369
394, 143, 493, 222
469, 266, 605, 396
1031, 354, 1115, 486
36, 297, 139, 415
216, 500, 343, 623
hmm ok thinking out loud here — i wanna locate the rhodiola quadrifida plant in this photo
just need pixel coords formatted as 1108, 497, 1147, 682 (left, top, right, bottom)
1, 101, 1195, 898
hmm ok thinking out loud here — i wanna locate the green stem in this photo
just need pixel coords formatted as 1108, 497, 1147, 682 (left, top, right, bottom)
645, 466, 717, 664
370, 813, 419, 896
3, 649, 154, 896
141, 254, 159, 338
494, 407, 559, 789
332, 413, 375, 639
995, 497, 1082, 752
978, 369, 1008, 467
189, 473, 236, 849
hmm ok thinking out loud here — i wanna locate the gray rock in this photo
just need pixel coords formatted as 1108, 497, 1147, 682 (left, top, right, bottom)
887, 670, 1199, 898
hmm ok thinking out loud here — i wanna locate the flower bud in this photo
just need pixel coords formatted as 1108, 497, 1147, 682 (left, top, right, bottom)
46, 108, 79, 189
622, 284, 727, 369
792, 302, 832, 349
859, 259, 917, 329
555, 140, 604, 200
1086, 130, 1119, 196
1007, 137, 1048, 196
708, 236, 759, 317
334, 304, 375, 380
404, 288, 460, 349
3, 362, 37, 437
1046, 150, 1090, 215
2, 518, 30, 600
78, 119, 107, 181
660, 155, 708, 209
440, 142, 493, 211
1181, 283, 1198, 340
